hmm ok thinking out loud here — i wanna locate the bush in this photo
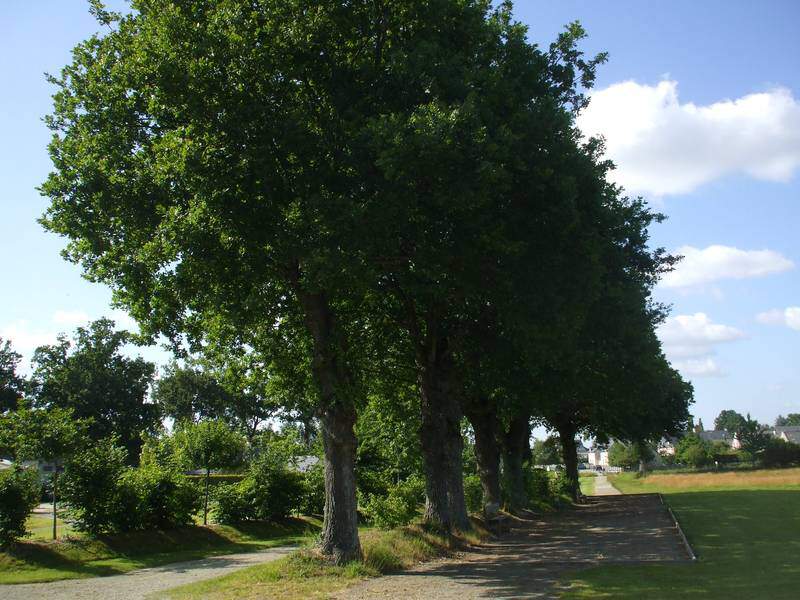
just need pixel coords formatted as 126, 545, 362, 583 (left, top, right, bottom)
300, 463, 326, 516
463, 474, 483, 513
214, 456, 305, 525
524, 467, 551, 503
361, 475, 425, 529
548, 472, 572, 500
762, 438, 800, 468
62, 438, 127, 534
675, 434, 714, 468
0, 467, 39, 547
214, 479, 257, 524
114, 464, 200, 531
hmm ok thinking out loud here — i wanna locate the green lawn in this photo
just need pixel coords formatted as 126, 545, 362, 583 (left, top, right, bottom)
578, 472, 596, 496
0, 518, 319, 584
558, 468, 800, 599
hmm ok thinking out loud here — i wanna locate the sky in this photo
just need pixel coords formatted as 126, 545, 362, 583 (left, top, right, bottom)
1, 1, 798, 428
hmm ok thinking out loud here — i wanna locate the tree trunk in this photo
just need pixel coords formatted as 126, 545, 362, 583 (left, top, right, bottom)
293, 283, 361, 563
420, 361, 470, 531
52, 470, 58, 541
556, 423, 580, 502
204, 468, 210, 525
465, 401, 501, 518
501, 413, 530, 512
319, 403, 361, 562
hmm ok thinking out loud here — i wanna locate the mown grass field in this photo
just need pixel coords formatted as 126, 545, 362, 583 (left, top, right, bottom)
559, 468, 800, 599
164, 522, 490, 600
578, 471, 596, 496
0, 518, 319, 584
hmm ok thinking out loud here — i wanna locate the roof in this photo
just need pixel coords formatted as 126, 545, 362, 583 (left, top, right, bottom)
698, 430, 732, 442
774, 426, 800, 434
781, 431, 800, 444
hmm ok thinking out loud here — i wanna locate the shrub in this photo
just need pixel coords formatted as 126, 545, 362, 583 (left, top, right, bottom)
361, 475, 424, 529
675, 434, 714, 468
300, 463, 326, 516
762, 438, 800, 468
0, 467, 39, 547
250, 456, 306, 520
214, 456, 306, 524
214, 479, 257, 524
524, 467, 551, 503
61, 438, 127, 534
114, 464, 200, 531
548, 472, 572, 500
463, 474, 483, 513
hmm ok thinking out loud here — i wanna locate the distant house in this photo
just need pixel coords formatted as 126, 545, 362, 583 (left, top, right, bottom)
587, 447, 609, 468
772, 426, 800, 444
697, 430, 735, 446
657, 436, 678, 456
291, 455, 320, 473
21, 459, 61, 476
576, 442, 590, 464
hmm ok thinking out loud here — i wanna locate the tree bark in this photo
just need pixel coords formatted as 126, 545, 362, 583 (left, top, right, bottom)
417, 339, 469, 532
294, 284, 362, 563
556, 423, 580, 502
465, 401, 501, 518
501, 413, 530, 512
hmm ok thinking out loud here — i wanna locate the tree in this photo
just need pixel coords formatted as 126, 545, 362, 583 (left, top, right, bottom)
531, 437, 562, 466
0, 467, 40, 547
2, 406, 88, 539
714, 410, 746, 433
775, 414, 800, 427
675, 434, 713, 469
0, 338, 25, 413
29, 319, 158, 463
608, 442, 654, 470
153, 362, 231, 425
173, 420, 247, 525
736, 415, 770, 455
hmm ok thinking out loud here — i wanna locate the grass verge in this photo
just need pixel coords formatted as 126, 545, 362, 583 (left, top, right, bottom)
165, 519, 491, 600
578, 472, 596, 496
0, 518, 319, 585
557, 468, 800, 599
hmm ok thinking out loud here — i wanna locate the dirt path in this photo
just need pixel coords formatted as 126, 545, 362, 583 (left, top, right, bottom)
592, 473, 621, 496
334, 494, 688, 600
0, 546, 295, 600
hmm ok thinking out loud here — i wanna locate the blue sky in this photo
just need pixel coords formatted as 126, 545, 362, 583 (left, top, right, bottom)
1, 1, 798, 428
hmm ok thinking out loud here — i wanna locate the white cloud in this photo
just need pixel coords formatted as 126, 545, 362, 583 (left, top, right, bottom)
756, 306, 800, 331
577, 80, 800, 196
671, 357, 724, 378
658, 313, 745, 377
0, 320, 60, 357
661, 245, 794, 289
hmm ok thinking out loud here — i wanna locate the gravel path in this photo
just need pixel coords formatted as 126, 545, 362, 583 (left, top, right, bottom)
0, 546, 295, 600
592, 473, 621, 496
333, 494, 688, 600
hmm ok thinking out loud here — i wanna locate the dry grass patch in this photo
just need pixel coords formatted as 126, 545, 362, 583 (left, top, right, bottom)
625, 467, 800, 492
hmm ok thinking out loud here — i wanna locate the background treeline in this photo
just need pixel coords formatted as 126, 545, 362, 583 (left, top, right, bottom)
1, 1, 695, 561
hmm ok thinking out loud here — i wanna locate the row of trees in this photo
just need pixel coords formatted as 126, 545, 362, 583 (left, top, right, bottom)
26, 1, 694, 563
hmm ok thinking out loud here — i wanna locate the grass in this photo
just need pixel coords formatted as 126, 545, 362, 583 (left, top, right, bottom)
0, 518, 319, 584
558, 468, 800, 599
578, 472, 596, 496
165, 519, 491, 600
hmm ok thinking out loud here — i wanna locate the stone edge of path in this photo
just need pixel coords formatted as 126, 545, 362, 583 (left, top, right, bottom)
659, 493, 698, 561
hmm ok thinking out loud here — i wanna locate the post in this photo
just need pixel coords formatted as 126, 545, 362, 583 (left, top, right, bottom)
204, 468, 210, 525
52, 469, 58, 540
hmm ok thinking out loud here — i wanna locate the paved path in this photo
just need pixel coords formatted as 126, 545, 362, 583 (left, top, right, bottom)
0, 546, 295, 600
592, 473, 622, 496
333, 494, 688, 600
